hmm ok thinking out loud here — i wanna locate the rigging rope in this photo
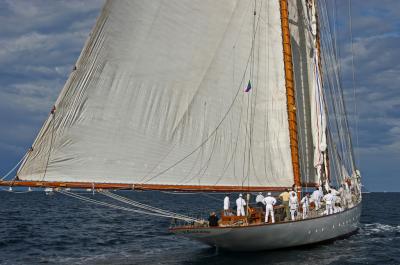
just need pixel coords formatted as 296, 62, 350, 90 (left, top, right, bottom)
348, 0, 359, 168
57, 190, 201, 223
1, 153, 28, 181
100, 190, 198, 222
316, 0, 357, 186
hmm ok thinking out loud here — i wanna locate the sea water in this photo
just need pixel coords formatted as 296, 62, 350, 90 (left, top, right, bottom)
0, 191, 398, 265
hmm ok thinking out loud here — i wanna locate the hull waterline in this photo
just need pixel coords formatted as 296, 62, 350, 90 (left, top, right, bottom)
171, 202, 362, 251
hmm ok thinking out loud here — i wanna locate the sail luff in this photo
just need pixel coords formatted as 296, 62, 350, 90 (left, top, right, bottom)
279, 0, 301, 191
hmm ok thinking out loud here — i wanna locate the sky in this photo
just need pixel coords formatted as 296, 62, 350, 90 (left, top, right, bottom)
0, 0, 399, 192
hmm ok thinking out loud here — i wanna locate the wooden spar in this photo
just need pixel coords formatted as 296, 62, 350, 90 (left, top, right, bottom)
279, 0, 301, 195
0, 180, 318, 192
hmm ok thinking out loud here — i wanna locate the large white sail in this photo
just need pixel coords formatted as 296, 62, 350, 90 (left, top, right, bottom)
17, 0, 294, 188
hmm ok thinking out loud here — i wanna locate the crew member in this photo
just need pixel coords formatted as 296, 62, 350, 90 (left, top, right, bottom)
236, 194, 246, 216
279, 188, 290, 220
311, 187, 322, 210
223, 194, 230, 215
289, 188, 297, 198
255, 192, 265, 208
301, 193, 310, 219
323, 190, 334, 215
262, 192, 277, 223
208, 212, 219, 227
289, 191, 298, 221
331, 187, 338, 213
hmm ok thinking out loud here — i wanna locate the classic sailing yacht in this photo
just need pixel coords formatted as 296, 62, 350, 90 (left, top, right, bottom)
0, 0, 362, 251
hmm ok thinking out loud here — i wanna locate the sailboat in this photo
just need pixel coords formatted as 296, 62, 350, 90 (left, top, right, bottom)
0, 0, 362, 251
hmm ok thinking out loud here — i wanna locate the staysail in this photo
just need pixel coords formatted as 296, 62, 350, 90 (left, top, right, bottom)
288, 0, 315, 185
17, 0, 295, 189
287, 0, 329, 187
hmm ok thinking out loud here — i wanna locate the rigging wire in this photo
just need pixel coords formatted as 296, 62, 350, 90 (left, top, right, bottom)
100, 190, 198, 221
0, 153, 27, 181
348, 0, 359, 168
57, 190, 201, 223
319, 0, 349, 183
317, 0, 357, 186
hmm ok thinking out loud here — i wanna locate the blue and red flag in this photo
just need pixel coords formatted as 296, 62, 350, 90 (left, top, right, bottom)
245, 80, 252, 92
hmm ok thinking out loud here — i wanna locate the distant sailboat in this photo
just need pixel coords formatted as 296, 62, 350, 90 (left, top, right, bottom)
0, 0, 362, 251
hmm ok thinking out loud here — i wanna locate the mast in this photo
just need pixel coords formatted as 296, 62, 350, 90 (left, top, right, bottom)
279, 0, 301, 194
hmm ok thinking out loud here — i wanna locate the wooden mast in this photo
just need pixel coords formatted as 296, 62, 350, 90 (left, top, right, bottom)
279, 0, 302, 196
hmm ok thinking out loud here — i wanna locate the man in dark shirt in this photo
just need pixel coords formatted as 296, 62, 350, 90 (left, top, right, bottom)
208, 212, 219, 227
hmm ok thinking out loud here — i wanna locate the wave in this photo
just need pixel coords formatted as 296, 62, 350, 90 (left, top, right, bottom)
362, 223, 400, 235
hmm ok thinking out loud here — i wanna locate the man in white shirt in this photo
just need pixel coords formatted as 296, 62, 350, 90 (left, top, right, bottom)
236, 194, 246, 216
289, 191, 298, 221
323, 190, 334, 215
301, 193, 310, 219
223, 194, 230, 215
262, 192, 277, 223
311, 187, 322, 210
255, 192, 265, 208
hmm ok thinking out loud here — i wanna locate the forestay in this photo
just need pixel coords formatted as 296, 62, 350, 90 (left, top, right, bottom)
18, 0, 294, 189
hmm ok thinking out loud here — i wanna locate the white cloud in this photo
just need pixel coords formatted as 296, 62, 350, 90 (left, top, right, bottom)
0, 1, 103, 161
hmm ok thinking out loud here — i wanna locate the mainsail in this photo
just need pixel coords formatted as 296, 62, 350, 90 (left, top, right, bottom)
17, 0, 296, 189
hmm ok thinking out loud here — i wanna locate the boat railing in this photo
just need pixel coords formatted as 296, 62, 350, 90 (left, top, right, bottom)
169, 189, 362, 229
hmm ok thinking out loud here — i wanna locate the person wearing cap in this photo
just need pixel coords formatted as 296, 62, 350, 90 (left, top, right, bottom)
301, 193, 310, 219
236, 194, 246, 216
279, 188, 290, 220
262, 192, 277, 223
223, 194, 230, 215
255, 192, 265, 208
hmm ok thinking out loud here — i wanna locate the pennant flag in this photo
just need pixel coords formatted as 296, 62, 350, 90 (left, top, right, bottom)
245, 80, 252, 92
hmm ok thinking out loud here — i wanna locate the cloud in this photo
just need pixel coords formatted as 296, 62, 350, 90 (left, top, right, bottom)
319, 0, 400, 190
333, 1, 400, 157
0, 0, 104, 175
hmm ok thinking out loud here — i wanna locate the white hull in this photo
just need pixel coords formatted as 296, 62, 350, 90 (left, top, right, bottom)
171, 202, 361, 251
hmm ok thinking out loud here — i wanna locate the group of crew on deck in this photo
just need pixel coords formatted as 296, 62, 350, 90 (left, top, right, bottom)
208, 184, 356, 226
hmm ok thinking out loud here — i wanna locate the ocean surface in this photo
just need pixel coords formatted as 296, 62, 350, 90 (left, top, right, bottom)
0, 191, 398, 265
